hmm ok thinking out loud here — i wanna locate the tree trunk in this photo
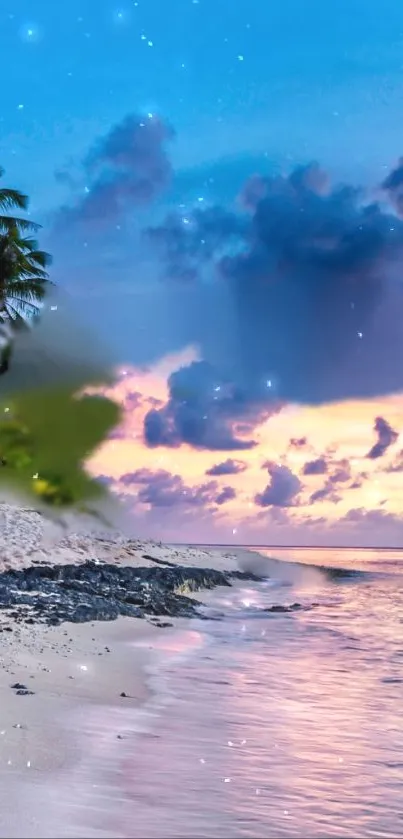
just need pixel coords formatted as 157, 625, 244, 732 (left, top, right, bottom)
0, 319, 13, 376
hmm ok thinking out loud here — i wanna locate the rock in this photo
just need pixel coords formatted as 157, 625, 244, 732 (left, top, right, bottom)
263, 602, 316, 614
0, 560, 256, 627
142, 554, 176, 568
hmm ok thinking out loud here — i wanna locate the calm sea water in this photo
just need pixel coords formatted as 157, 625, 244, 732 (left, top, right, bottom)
71, 547, 403, 838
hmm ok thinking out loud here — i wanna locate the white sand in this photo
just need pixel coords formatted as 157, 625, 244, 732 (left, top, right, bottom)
0, 498, 253, 837
0, 615, 179, 838
0, 499, 240, 573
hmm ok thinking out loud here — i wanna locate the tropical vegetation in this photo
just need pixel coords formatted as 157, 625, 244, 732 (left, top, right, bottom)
0, 166, 52, 371
0, 168, 120, 508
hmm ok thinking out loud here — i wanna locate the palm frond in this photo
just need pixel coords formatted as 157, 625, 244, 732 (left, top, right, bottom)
0, 188, 28, 213
18, 237, 40, 251
0, 170, 53, 342
0, 216, 41, 234
3, 304, 40, 327
5, 282, 49, 303
25, 249, 52, 268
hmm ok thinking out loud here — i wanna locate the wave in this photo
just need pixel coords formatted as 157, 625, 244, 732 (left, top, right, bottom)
234, 547, 386, 586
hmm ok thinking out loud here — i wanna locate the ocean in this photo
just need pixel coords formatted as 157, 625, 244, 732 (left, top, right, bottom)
55, 547, 403, 838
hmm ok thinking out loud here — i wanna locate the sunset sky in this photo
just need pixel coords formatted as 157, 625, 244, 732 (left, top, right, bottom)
84, 353, 403, 546
4, 0, 403, 545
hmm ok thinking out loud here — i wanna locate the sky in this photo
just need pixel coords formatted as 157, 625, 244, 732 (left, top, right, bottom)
3, 0, 403, 545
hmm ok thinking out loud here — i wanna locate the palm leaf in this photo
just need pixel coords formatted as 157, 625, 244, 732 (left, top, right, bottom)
5, 285, 48, 305
18, 237, 40, 251
3, 304, 39, 324
0, 216, 41, 234
0, 167, 54, 375
0, 189, 28, 213
26, 249, 52, 268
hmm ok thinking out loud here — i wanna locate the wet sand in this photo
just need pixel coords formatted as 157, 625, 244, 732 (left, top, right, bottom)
0, 617, 163, 835
0, 612, 210, 838
0, 500, 247, 837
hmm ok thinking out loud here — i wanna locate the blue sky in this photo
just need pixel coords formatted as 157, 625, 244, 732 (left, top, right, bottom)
4, 0, 403, 544
2, 0, 402, 330
3, 0, 403, 214
2, 0, 403, 370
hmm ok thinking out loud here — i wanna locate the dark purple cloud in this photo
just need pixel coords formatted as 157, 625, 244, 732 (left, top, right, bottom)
104, 387, 144, 440
215, 486, 237, 505
206, 458, 247, 476
255, 463, 302, 508
147, 206, 248, 283
350, 476, 365, 488
119, 468, 235, 508
122, 391, 143, 411
94, 473, 114, 487
148, 160, 403, 404
56, 113, 175, 230
143, 360, 279, 451
308, 457, 352, 503
310, 486, 341, 504
329, 459, 352, 483
382, 159, 403, 217
342, 507, 402, 527
289, 436, 308, 449
367, 416, 398, 459
120, 468, 216, 507
238, 174, 274, 211
302, 457, 328, 475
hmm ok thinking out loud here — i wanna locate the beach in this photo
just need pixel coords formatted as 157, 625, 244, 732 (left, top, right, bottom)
1, 506, 403, 837
0, 500, 247, 838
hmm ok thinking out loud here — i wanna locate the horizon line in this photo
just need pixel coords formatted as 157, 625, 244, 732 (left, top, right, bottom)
171, 542, 403, 551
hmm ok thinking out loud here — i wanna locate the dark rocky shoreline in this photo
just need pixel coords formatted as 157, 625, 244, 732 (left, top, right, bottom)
0, 557, 260, 628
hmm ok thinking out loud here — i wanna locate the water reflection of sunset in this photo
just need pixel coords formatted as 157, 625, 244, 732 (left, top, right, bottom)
218, 579, 403, 837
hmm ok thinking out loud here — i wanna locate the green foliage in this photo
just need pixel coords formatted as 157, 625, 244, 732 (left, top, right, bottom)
0, 387, 121, 507
0, 169, 119, 510
0, 167, 52, 326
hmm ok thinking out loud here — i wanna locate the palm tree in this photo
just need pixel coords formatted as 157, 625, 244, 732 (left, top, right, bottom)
0, 167, 52, 373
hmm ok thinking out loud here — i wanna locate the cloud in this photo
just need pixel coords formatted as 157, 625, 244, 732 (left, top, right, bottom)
386, 450, 403, 472
119, 468, 217, 508
329, 459, 352, 483
289, 436, 308, 449
149, 160, 403, 405
147, 206, 248, 282
302, 456, 328, 475
121, 390, 143, 411
350, 476, 365, 488
308, 457, 352, 503
143, 360, 278, 451
94, 473, 114, 487
205, 458, 247, 476
366, 416, 398, 459
118, 467, 236, 509
55, 113, 175, 230
342, 507, 403, 526
310, 486, 341, 504
215, 486, 237, 505
255, 463, 302, 507
382, 158, 403, 217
